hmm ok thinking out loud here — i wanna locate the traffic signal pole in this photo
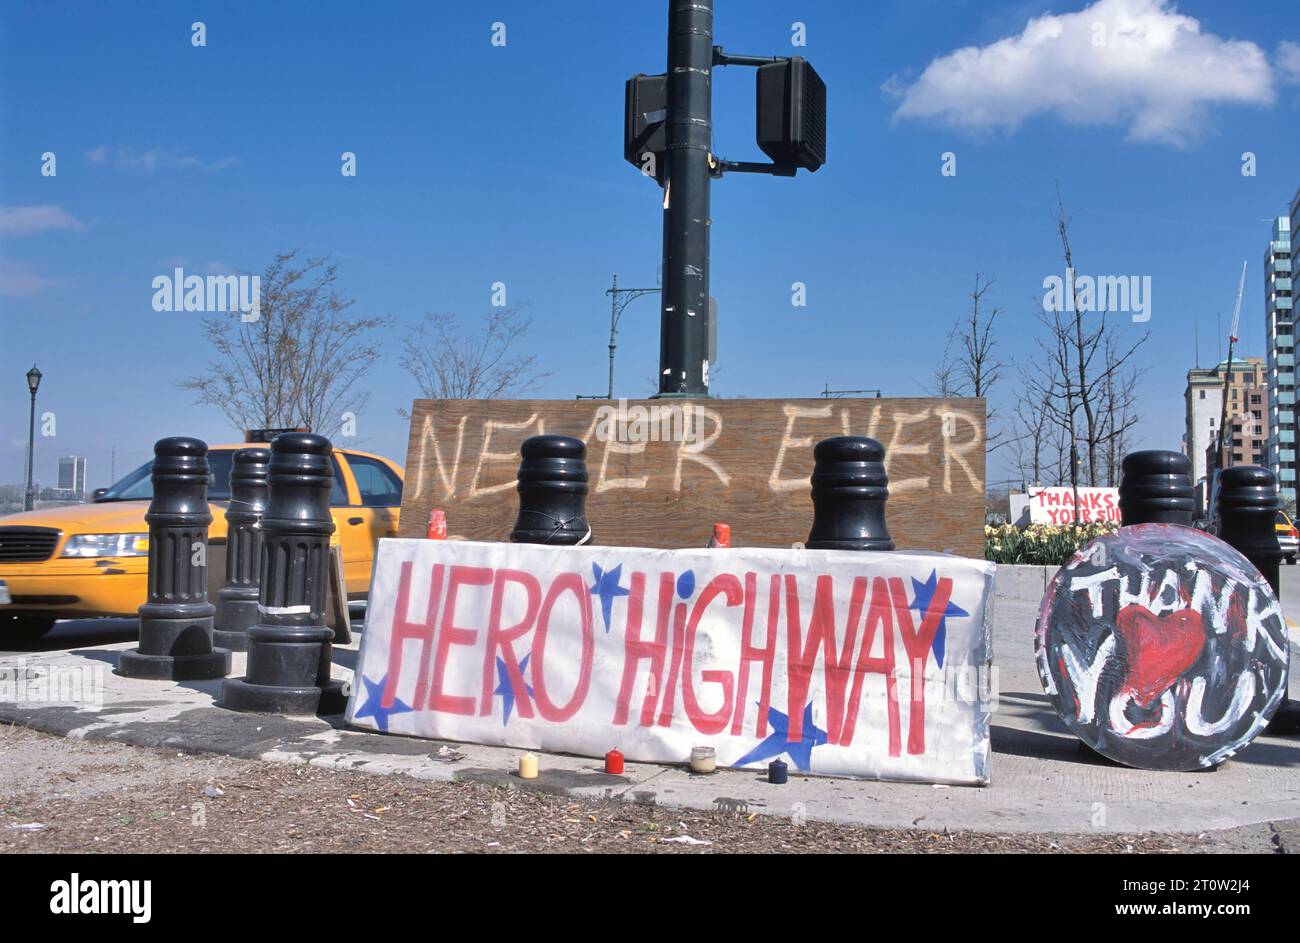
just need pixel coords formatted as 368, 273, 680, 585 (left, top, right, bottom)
659, 0, 713, 397
630, 3, 824, 397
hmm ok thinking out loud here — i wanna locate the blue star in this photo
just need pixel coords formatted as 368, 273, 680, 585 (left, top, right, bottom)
494, 654, 534, 725
732, 703, 827, 772
352, 673, 413, 732
589, 563, 630, 633
909, 569, 968, 668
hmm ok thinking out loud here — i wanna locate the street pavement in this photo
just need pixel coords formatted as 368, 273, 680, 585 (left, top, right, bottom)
2, 569, 1299, 836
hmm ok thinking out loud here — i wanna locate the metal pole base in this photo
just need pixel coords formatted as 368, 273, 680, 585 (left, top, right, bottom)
117, 647, 230, 681
318, 678, 348, 715
219, 624, 344, 716
220, 677, 347, 716
213, 591, 259, 652
211, 628, 248, 652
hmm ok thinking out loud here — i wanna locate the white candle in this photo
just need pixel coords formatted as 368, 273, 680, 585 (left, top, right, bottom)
518, 752, 539, 779
690, 746, 716, 774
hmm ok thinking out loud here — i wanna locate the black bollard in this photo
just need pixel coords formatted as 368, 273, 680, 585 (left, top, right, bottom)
1216, 465, 1282, 594
805, 436, 894, 551
212, 448, 270, 652
1215, 465, 1299, 734
118, 437, 230, 680
220, 433, 346, 715
1117, 450, 1195, 526
510, 434, 591, 544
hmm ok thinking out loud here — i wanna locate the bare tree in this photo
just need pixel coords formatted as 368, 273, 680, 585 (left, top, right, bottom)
932, 274, 1006, 449
1017, 412, 1064, 490
1012, 389, 1049, 488
1099, 333, 1144, 486
954, 275, 1003, 396
1024, 281, 1083, 515
929, 334, 964, 398
1049, 420, 1071, 487
1022, 186, 1149, 516
399, 307, 548, 403
956, 274, 1005, 449
180, 252, 389, 435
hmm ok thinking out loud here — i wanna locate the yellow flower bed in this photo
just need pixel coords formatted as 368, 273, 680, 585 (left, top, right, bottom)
984, 521, 1119, 566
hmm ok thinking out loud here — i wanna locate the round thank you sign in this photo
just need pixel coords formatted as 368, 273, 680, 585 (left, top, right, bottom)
1035, 523, 1288, 770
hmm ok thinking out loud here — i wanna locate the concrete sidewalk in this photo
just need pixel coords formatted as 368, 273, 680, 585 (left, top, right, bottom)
2, 570, 1299, 836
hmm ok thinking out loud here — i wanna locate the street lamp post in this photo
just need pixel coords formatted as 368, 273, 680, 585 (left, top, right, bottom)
605, 275, 661, 400
24, 365, 41, 512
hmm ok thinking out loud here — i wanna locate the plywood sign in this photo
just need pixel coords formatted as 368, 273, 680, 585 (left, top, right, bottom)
348, 538, 996, 784
398, 398, 985, 557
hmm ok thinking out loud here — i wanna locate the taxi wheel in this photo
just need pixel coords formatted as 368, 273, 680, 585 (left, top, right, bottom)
3, 615, 56, 643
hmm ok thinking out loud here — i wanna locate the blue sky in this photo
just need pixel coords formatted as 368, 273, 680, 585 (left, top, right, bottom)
2, 0, 1298, 490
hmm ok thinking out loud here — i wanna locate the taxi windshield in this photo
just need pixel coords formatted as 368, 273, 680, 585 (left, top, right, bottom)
94, 450, 237, 502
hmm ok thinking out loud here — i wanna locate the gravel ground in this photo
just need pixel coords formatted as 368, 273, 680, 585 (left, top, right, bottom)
0, 724, 1278, 854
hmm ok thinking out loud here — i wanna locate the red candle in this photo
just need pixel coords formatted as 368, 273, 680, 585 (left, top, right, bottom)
605, 749, 624, 774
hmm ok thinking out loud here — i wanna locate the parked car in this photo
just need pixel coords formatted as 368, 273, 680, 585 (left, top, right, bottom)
0, 438, 403, 642
1277, 510, 1298, 565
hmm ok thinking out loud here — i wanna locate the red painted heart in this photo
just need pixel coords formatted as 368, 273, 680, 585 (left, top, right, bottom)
1114, 605, 1205, 708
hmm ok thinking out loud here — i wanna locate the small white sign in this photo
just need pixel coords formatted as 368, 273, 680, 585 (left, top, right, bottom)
1010, 487, 1121, 526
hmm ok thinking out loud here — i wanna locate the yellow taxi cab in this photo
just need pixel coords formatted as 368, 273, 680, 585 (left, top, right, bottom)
0, 438, 403, 642
1276, 509, 1298, 566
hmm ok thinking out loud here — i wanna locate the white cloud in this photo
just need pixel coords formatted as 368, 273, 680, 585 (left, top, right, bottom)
0, 205, 87, 237
86, 146, 237, 173
175, 154, 238, 172
886, 0, 1276, 146
1279, 41, 1300, 84
118, 148, 162, 172
0, 261, 61, 296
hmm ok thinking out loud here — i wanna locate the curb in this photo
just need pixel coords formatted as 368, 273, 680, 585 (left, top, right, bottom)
5, 611, 1300, 839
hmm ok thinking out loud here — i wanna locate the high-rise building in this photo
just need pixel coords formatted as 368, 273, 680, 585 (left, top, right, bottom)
1184, 366, 1223, 488
1185, 357, 1267, 513
58, 455, 87, 498
1266, 210, 1295, 507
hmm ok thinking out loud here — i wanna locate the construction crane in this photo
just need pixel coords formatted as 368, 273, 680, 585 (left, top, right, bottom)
1212, 261, 1249, 497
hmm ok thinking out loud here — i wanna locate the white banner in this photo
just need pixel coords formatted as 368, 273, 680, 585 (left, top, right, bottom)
347, 539, 996, 785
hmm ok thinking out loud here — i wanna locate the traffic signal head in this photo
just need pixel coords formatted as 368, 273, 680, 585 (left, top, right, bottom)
756, 57, 826, 172
624, 73, 667, 184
